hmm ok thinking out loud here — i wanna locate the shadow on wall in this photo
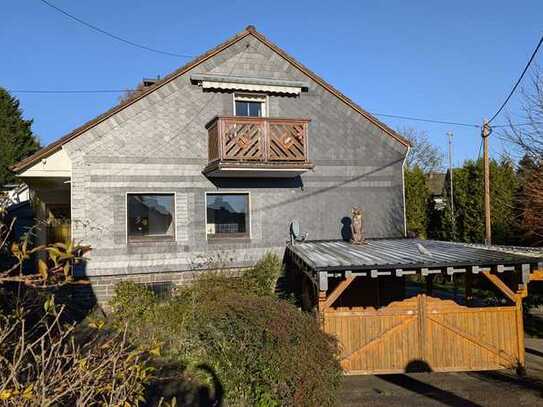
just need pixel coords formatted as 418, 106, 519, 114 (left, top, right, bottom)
207, 159, 404, 240
384, 187, 407, 238
254, 158, 404, 213
378, 360, 483, 407
340, 217, 352, 241
58, 259, 97, 323
208, 176, 304, 190
338, 191, 405, 241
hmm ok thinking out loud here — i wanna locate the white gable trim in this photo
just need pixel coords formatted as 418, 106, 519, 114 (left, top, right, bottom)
19, 148, 72, 178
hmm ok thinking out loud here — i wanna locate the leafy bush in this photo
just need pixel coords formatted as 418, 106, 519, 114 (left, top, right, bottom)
241, 251, 283, 296
0, 299, 151, 406
110, 253, 342, 407
110, 280, 157, 321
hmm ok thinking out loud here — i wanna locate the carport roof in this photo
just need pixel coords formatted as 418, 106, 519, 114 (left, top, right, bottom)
287, 239, 543, 274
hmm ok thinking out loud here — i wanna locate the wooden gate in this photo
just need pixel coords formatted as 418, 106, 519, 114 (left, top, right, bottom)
323, 294, 523, 375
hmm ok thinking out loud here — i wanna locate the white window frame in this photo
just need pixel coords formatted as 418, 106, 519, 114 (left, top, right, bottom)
233, 93, 268, 117
204, 191, 252, 240
125, 192, 177, 244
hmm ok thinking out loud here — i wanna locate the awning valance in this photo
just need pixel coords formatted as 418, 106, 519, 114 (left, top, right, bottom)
191, 73, 308, 95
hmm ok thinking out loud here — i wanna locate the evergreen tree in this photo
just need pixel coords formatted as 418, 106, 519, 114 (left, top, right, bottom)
437, 158, 517, 244
490, 157, 517, 244
515, 155, 543, 245
0, 88, 39, 185
404, 166, 430, 238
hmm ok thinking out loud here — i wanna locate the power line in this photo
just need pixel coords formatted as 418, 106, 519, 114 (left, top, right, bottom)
369, 112, 480, 128
477, 138, 483, 160
9, 89, 129, 94
6, 88, 542, 129
488, 33, 543, 124
491, 121, 543, 128
38, 0, 193, 58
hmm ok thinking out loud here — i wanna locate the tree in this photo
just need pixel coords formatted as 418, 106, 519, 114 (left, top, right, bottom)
502, 66, 543, 158
399, 127, 442, 238
501, 66, 543, 245
399, 127, 444, 173
435, 158, 517, 244
0, 88, 40, 185
513, 155, 543, 245
404, 166, 429, 238
490, 156, 517, 244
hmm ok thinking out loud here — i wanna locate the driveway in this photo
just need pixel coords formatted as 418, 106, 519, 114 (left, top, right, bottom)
340, 337, 543, 406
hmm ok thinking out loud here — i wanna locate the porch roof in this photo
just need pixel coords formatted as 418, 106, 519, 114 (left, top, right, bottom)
287, 239, 543, 275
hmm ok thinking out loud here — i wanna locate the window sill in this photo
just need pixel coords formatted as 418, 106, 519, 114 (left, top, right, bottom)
127, 238, 176, 245
207, 235, 251, 243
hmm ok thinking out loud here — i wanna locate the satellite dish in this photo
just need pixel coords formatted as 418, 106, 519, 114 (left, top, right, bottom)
289, 220, 308, 244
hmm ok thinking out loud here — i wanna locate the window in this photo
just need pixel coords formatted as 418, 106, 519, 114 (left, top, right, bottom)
127, 194, 175, 241
234, 93, 266, 117
206, 193, 250, 239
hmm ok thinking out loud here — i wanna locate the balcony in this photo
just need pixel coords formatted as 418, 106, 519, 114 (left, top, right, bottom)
204, 116, 314, 177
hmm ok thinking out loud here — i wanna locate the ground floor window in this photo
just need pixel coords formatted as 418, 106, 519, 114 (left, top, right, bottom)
206, 192, 250, 239
127, 193, 175, 241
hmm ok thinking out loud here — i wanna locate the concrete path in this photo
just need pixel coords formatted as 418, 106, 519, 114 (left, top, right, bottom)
340, 338, 543, 406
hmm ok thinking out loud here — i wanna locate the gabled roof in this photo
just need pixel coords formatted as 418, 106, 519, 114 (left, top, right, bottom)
11, 26, 410, 173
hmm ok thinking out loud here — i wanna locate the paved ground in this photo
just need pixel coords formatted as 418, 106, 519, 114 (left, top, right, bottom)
340, 337, 543, 406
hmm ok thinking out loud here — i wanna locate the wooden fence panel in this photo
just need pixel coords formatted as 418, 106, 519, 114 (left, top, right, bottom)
323, 294, 521, 375
425, 299, 518, 372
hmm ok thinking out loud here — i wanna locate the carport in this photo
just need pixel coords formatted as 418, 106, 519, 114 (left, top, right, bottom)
286, 239, 543, 375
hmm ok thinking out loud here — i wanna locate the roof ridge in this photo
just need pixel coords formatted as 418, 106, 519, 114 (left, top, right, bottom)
11, 26, 409, 172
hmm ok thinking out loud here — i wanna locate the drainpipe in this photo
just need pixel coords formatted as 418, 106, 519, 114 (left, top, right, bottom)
401, 145, 411, 238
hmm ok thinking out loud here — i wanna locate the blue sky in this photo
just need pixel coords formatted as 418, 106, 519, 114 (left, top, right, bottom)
2, 0, 542, 165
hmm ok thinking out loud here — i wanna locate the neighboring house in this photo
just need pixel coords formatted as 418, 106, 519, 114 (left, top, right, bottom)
11, 26, 410, 305
426, 172, 446, 210
0, 183, 30, 209
0, 183, 33, 248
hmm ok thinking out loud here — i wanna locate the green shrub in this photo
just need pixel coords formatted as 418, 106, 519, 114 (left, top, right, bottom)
110, 281, 156, 321
110, 254, 342, 407
241, 251, 283, 296
184, 289, 342, 406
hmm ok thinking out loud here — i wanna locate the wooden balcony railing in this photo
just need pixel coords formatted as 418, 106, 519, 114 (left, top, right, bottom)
206, 116, 311, 164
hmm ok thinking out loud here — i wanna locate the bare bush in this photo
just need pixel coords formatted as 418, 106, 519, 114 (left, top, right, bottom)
0, 204, 155, 405
502, 66, 543, 158
0, 208, 90, 287
397, 127, 444, 173
0, 303, 151, 406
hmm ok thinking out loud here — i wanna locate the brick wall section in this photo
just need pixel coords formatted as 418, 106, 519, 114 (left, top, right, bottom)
85, 270, 198, 306
78, 268, 249, 306
59, 34, 408, 306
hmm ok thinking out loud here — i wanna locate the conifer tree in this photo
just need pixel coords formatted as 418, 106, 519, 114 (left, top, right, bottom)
0, 88, 40, 185
404, 166, 430, 238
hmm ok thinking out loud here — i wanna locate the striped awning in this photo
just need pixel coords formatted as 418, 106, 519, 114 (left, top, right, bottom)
191, 73, 308, 95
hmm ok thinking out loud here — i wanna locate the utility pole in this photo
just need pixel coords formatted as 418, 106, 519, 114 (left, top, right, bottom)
482, 119, 492, 245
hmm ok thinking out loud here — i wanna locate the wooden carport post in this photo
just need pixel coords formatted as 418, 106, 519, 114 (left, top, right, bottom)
317, 272, 356, 327
317, 271, 329, 327
481, 270, 527, 374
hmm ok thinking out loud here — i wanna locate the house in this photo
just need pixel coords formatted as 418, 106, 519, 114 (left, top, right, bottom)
0, 184, 33, 263
11, 26, 543, 376
426, 171, 447, 210
10, 26, 410, 305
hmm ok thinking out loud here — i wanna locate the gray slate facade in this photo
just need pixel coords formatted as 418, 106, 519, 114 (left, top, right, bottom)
26, 29, 409, 302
